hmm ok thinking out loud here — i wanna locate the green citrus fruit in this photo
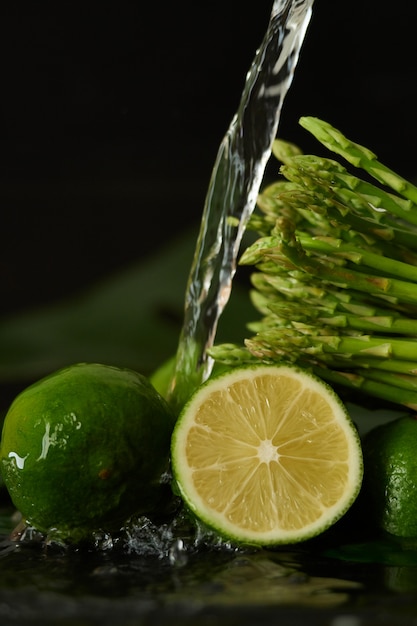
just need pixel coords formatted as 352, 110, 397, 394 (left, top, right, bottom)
171, 364, 363, 546
0, 363, 176, 542
362, 415, 417, 538
150, 355, 231, 401
150, 355, 176, 399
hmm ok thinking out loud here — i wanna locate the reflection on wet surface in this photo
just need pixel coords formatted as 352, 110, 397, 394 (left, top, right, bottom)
2, 504, 417, 626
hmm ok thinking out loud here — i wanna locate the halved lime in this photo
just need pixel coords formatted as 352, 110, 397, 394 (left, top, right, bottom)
171, 364, 363, 545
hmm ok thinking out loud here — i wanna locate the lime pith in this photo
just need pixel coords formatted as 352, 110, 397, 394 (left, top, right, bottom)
171, 364, 363, 545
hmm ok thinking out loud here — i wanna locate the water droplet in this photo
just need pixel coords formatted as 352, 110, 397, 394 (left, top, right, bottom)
8, 451, 28, 470
168, 538, 188, 567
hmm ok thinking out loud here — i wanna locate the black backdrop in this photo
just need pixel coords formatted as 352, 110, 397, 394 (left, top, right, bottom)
2, 1, 417, 315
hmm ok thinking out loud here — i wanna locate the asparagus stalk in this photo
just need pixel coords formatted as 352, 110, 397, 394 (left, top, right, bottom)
209, 338, 417, 411
246, 217, 417, 306
281, 154, 417, 226
311, 366, 417, 412
258, 184, 417, 258
296, 232, 417, 283
263, 301, 417, 335
246, 327, 417, 362
299, 116, 417, 205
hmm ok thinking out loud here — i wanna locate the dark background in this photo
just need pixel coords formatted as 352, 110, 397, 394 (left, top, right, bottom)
2, 1, 417, 317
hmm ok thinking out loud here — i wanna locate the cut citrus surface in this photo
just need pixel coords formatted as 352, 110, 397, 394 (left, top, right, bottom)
171, 364, 363, 545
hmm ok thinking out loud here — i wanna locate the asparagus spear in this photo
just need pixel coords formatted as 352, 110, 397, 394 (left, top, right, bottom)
208, 339, 417, 411
244, 217, 417, 305
312, 366, 417, 412
211, 118, 417, 410
299, 116, 417, 205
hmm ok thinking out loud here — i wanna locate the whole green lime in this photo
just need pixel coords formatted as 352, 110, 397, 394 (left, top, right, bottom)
362, 415, 417, 538
0, 363, 176, 542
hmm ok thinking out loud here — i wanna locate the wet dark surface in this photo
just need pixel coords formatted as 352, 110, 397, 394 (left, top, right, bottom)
1, 497, 417, 626
0, 541, 416, 626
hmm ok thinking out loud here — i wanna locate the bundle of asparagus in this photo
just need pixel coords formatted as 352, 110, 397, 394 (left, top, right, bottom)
210, 117, 417, 410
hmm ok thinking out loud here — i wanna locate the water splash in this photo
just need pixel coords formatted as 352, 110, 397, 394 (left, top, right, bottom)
122, 510, 242, 563
169, 0, 315, 412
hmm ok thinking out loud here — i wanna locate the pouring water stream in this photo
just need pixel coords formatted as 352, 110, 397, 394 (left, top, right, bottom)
168, 0, 314, 412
